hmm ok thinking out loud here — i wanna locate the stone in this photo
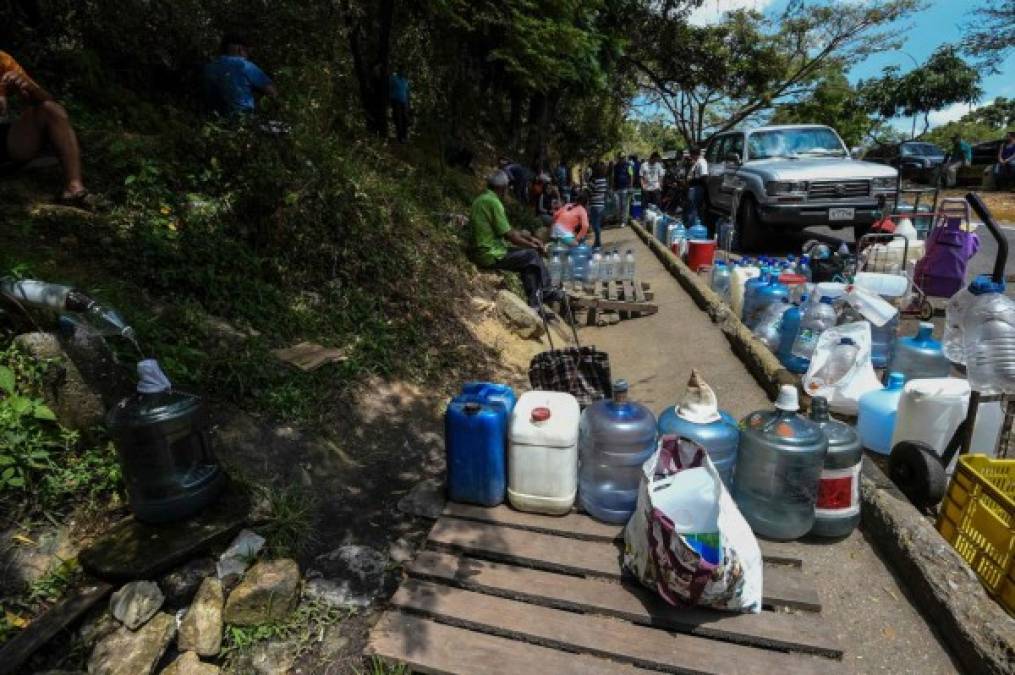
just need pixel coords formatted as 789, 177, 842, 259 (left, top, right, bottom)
87, 611, 176, 675
231, 640, 295, 675
0, 526, 77, 591
160, 557, 217, 606
201, 314, 260, 345
109, 580, 164, 630
222, 559, 300, 626
397, 478, 446, 519
495, 290, 545, 340
303, 545, 388, 608
216, 529, 265, 584
77, 608, 118, 648
178, 577, 223, 656
160, 651, 221, 675
388, 537, 414, 564
13, 332, 104, 431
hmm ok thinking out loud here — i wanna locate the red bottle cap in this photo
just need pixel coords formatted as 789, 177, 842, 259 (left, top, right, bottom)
531, 407, 551, 422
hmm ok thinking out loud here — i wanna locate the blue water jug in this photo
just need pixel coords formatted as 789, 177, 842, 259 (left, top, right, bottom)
688, 219, 708, 241
657, 372, 739, 490
578, 380, 657, 523
777, 298, 809, 374
569, 243, 592, 281
655, 214, 669, 243
888, 322, 951, 381
857, 372, 905, 455
743, 274, 789, 330
446, 384, 515, 505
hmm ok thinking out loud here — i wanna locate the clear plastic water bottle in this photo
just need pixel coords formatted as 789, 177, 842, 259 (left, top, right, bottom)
710, 261, 731, 302
963, 277, 1015, 394
732, 385, 828, 540
797, 255, 813, 282
752, 297, 791, 352
777, 296, 810, 374
808, 337, 859, 389
601, 251, 614, 281
612, 250, 623, 280
943, 284, 975, 365
623, 250, 636, 281
791, 296, 837, 360
588, 252, 601, 283
549, 253, 563, 286
563, 253, 574, 284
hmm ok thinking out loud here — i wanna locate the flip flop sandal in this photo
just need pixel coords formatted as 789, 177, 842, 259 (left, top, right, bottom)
56, 190, 98, 210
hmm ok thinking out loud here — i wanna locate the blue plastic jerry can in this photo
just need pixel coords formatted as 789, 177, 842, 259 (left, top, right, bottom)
445, 383, 516, 506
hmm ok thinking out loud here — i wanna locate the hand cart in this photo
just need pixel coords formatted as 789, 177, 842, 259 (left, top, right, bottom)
889, 193, 1015, 508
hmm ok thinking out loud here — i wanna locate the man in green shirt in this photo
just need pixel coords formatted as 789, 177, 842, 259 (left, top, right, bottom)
471, 170, 550, 308
945, 134, 973, 187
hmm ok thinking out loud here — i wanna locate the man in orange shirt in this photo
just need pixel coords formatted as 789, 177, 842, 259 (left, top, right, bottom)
1, 51, 89, 204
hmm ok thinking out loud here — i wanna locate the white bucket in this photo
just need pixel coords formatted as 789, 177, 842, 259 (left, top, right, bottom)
508, 391, 580, 515
890, 378, 970, 471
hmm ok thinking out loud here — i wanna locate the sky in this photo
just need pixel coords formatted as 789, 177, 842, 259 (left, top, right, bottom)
686, 0, 1014, 131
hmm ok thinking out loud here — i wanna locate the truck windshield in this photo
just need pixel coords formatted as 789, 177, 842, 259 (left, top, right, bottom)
747, 128, 846, 160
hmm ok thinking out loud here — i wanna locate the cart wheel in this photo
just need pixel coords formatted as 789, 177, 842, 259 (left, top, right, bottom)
918, 299, 934, 321
889, 441, 947, 508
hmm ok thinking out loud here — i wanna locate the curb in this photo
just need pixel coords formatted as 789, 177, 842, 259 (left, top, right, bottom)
632, 219, 1015, 673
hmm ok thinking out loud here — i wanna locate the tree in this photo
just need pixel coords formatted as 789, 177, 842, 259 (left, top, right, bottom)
924, 97, 1015, 146
768, 65, 881, 147
963, 0, 1015, 69
627, 0, 920, 146
858, 46, 983, 138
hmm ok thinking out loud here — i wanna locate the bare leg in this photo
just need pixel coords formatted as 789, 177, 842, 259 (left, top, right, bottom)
7, 101, 85, 197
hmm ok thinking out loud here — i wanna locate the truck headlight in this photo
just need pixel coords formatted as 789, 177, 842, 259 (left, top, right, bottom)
766, 181, 808, 195
873, 177, 897, 191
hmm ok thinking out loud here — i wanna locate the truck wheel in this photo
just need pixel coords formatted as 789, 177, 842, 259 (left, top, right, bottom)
889, 441, 947, 509
736, 196, 764, 252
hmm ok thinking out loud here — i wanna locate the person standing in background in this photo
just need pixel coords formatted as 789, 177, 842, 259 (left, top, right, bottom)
630, 154, 641, 191
639, 151, 665, 209
612, 153, 632, 226
683, 146, 708, 227
203, 34, 277, 116
944, 134, 971, 188
389, 70, 410, 143
554, 159, 570, 203
588, 162, 609, 248
996, 131, 1015, 189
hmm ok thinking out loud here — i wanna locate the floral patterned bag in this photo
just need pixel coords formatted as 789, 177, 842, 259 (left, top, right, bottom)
623, 435, 763, 613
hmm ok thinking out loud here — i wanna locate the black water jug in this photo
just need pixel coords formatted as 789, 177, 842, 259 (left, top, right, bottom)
107, 360, 224, 523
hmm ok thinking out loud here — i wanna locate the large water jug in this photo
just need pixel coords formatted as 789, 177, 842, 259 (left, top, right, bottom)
446, 384, 516, 505
743, 275, 790, 330
654, 212, 669, 243
667, 220, 686, 251
838, 304, 898, 369
740, 273, 769, 325
888, 322, 951, 381
509, 391, 580, 514
777, 297, 809, 374
791, 296, 837, 360
891, 378, 970, 469
808, 397, 862, 538
710, 261, 731, 302
731, 263, 761, 318
963, 277, 1015, 395
656, 370, 739, 489
732, 386, 828, 540
687, 219, 708, 241
578, 380, 657, 523
753, 298, 791, 352
569, 243, 592, 282
856, 372, 905, 455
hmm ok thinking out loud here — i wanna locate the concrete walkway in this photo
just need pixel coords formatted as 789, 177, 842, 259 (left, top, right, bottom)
583, 226, 960, 674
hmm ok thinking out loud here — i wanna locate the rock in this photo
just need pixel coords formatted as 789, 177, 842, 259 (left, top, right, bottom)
178, 577, 223, 656
13, 332, 104, 431
397, 478, 446, 519
495, 290, 545, 340
202, 314, 260, 345
216, 529, 265, 584
231, 640, 294, 675
109, 580, 164, 630
304, 545, 388, 608
388, 537, 414, 564
222, 559, 300, 626
77, 608, 118, 648
160, 651, 220, 675
160, 558, 217, 606
0, 526, 77, 590
87, 611, 176, 675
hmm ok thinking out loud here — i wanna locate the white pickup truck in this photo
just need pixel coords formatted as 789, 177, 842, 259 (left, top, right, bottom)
703, 124, 898, 250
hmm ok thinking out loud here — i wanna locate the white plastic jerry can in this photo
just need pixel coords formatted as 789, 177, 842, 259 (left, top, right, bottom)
508, 391, 580, 515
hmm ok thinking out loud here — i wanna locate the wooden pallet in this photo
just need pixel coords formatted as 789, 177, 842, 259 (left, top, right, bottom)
568, 279, 658, 325
367, 504, 844, 674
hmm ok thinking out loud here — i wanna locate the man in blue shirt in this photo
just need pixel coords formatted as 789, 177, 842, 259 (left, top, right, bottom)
203, 34, 277, 116
612, 153, 631, 226
389, 71, 410, 143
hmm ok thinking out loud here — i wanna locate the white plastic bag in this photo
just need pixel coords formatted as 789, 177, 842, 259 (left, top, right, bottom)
623, 436, 763, 613
803, 321, 882, 415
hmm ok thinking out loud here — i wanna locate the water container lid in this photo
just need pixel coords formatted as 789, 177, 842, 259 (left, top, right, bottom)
915, 322, 935, 341
969, 274, 1006, 296
613, 379, 630, 394
810, 396, 830, 421
676, 369, 721, 424
819, 296, 833, 305
886, 372, 905, 389
715, 260, 726, 267
809, 397, 859, 449
799, 294, 809, 303
531, 407, 551, 422
774, 385, 800, 411
839, 337, 855, 346
464, 401, 482, 414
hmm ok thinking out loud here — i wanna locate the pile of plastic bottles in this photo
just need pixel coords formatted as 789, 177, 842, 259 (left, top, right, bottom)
549, 246, 637, 288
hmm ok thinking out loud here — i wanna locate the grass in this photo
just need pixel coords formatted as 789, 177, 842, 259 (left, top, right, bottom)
357, 656, 411, 675
249, 483, 319, 559
221, 599, 355, 669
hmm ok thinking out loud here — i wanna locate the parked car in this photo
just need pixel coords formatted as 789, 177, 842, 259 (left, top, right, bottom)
863, 141, 946, 183
703, 125, 898, 250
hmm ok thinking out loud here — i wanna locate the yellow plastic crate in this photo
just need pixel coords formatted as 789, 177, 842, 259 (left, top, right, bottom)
936, 454, 1015, 615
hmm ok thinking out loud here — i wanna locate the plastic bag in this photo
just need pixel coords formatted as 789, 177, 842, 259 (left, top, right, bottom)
803, 321, 882, 415
623, 436, 763, 613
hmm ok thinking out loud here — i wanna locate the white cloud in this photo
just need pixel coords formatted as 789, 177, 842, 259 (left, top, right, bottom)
688, 0, 775, 25
927, 102, 980, 128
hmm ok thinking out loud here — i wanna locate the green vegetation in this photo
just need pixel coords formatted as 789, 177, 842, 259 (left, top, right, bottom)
221, 600, 354, 667
357, 656, 411, 675
924, 97, 1015, 147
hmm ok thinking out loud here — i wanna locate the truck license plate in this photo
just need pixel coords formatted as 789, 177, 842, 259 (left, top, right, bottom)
829, 208, 854, 221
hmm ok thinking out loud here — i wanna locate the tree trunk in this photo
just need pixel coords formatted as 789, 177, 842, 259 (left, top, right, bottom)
508, 88, 523, 154
525, 92, 549, 168
346, 0, 396, 136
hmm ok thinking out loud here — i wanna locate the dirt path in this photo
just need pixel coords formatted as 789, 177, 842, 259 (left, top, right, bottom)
591, 226, 961, 674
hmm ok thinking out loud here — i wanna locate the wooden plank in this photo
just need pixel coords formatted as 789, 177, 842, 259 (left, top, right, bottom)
427, 518, 819, 611
368, 610, 657, 675
408, 551, 842, 658
0, 580, 113, 675
391, 579, 840, 674
439, 505, 803, 567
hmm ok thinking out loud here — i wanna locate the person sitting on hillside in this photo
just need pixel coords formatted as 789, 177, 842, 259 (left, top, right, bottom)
203, 34, 277, 117
551, 192, 590, 247
471, 170, 551, 309
945, 134, 972, 188
0, 50, 90, 205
